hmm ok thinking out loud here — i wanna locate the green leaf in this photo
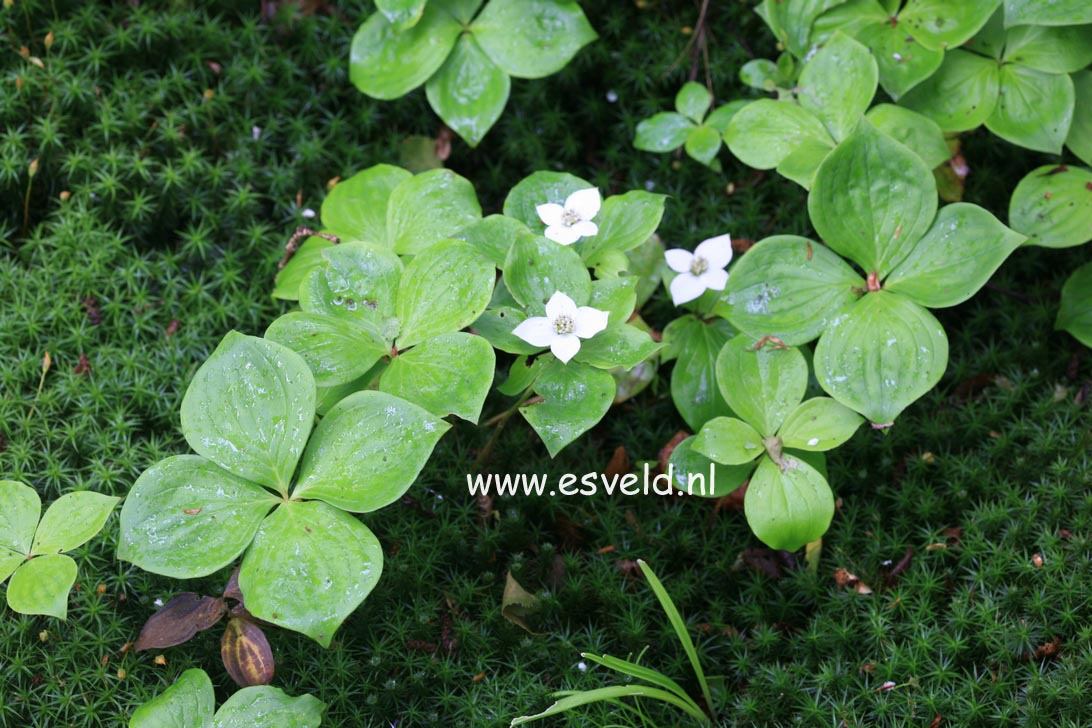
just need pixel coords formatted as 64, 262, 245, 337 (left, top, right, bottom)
725, 236, 865, 346
293, 391, 449, 512
503, 231, 591, 311
573, 324, 662, 371
814, 291, 948, 425
117, 455, 278, 578
180, 332, 315, 492
498, 355, 544, 396
471, 0, 597, 78
809, 119, 938, 276
675, 82, 712, 123
662, 315, 735, 431
745, 455, 834, 552
396, 239, 496, 348
779, 397, 864, 450
375, 0, 426, 30
1057, 262, 1092, 347
724, 100, 832, 169
386, 168, 482, 255
471, 307, 542, 354
381, 332, 495, 421
634, 112, 694, 152
666, 436, 751, 499
579, 652, 694, 706
503, 170, 593, 229
860, 22, 943, 99
684, 125, 723, 167
579, 191, 666, 260
0, 549, 23, 585
797, 32, 878, 142
1009, 164, 1092, 248
0, 480, 40, 555
457, 214, 529, 268
740, 59, 781, 91
716, 336, 808, 436
31, 491, 118, 555
764, 0, 847, 57
213, 686, 325, 728
273, 236, 335, 301
7, 554, 77, 619
865, 104, 950, 169
1004, 0, 1092, 26
900, 49, 1000, 131
520, 359, 616, 457
1002, 24, 1092, 73
426, 34, 510, 148
900, 0, 1002, 51
588, 276, 638, 323
320, 165, 411, 244
129, 668, 215, 728
774, 136, 834, 188
811, 0, 887, 45
239, 501, 383, 647
984, 64, 1074, 154
349, 5, 461, 99
265, 312, 388, 388
885, 203, 1025, 307
299, 242, 403, 341
692, 417, 764, 466
1067, 71, 1092, 166
705, 100, 752, 133
626, 234, 665, 309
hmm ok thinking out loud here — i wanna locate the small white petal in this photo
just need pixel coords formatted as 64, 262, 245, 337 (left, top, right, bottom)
694, 234, 733, 270
551, 334, 581, 363
574, 306, 609, 339
301, 208, 316, 219
566, 187, 601, 220
536, 202, 566, 227
512, 316, 556, 347
664, 248, 695, 273
572, 220, 598, 239
701, 267, 729, 291
670, 273, 707, 306
545, 224, 582, 245
545, 291, 578, 321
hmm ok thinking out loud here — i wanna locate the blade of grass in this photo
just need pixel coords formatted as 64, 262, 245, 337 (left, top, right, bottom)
637, 559, 715, 720
510, 684, 710, 726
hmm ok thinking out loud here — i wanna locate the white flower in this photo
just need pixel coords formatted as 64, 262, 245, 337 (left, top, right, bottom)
512, 291, 609, 364
536, 188, 601, 245
664, 234, 733, 306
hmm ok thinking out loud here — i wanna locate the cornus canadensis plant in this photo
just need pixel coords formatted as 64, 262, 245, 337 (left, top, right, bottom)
721, 120, 1025, 426
725, 32, 950, 189
664, 234, 733, 306
0, 481, 118, 619
119, 332, 449, 646
129, 668, 324, 728
536, 187, 601, 245
634, 82, 749, 169
690, 337, 863, 551
511, 291, 609, 364
350, 0, 596, 146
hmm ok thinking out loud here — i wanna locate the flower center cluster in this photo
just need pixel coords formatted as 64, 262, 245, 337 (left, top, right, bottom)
689, 256, 709, 276
561, 209, 581, 226
553, 314, 575, 335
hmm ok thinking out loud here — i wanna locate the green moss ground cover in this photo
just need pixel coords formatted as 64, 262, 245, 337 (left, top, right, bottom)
2, 1, 1092, 725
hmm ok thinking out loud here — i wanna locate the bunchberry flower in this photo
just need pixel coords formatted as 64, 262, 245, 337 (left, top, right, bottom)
664, 234, 733, 305
512, 291, 608, 363
536, 188, 601, 245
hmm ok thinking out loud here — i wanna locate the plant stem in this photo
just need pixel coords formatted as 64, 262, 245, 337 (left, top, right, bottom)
474, 388, 540, 470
